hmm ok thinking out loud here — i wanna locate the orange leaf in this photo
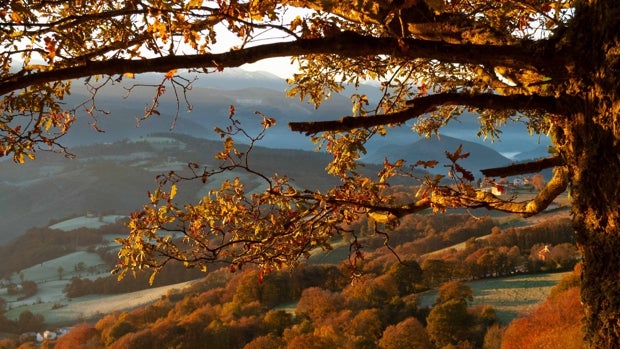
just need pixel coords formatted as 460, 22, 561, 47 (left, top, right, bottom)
164, 69, 177, 79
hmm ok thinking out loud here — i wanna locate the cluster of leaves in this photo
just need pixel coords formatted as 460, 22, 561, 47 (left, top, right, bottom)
114, 110, 420, 283
0, 0, 298, 161
0, 0, 574, 163
114, 104, 569, 285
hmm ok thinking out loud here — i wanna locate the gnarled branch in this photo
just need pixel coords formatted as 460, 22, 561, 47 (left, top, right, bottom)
469, 166, 569, 217
1, 32, 558, 96
289, 93, 566, 135
369, 165, 568, 220
481, 154, 564, 177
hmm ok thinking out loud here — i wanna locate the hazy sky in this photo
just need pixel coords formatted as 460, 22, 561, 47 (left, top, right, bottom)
241, 57, 297, 78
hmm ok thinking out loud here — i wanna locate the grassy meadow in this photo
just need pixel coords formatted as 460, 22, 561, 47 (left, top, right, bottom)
418, 271, 570, 324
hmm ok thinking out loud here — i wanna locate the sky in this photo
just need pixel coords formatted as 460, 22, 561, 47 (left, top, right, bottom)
209, 6, 309, 79
241, 57, 297, 79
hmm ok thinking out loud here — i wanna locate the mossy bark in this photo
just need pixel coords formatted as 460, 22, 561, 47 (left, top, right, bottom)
555, 1, 620, 346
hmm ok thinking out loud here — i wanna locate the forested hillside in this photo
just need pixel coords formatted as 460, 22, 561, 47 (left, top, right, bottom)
0, 206, 580, 348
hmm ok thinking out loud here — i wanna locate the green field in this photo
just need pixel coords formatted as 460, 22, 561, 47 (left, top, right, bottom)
418, 272, 570, 324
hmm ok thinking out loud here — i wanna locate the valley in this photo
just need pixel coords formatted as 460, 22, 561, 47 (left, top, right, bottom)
0, 70, 569, 346
2, 207, 571, 330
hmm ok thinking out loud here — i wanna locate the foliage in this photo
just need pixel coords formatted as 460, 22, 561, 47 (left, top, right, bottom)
53, 323, 103, 349
378, 317, 433, 349
426, 282, 480, 347
435, 281, 473, 305
502, 268, 585, 349
16, 310, 44, 333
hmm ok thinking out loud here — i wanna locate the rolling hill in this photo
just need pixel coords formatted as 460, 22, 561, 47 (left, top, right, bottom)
54, 69, 551, 156
0, 134, 395, 244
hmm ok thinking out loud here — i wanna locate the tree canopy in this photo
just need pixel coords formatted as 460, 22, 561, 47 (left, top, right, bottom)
2, 0, 619, 346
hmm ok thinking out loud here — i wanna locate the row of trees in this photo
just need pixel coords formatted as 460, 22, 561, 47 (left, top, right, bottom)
0, 298, 45, 335
419, 241, 579, 287
351, 215, 577, 287
39, 268, 494, 348
37, 265, 584, 349
348, 211, 498, 255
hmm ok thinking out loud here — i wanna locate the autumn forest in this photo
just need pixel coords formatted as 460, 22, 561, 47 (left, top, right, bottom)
0, 200, 582, 348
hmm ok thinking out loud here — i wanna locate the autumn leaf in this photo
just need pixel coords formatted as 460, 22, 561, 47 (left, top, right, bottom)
164, 69, 177, 79
261, 116, 276, 128
414, 160, 439, 169
454, 163, 474, 182
170, 183, 178, 200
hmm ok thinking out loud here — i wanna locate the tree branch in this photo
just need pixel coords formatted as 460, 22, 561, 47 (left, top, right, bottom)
468, 166, 569, 217
481, 154, 565, 177
375, 166, 569, 220
0, 32, 559, 96
289, 92, 564, 134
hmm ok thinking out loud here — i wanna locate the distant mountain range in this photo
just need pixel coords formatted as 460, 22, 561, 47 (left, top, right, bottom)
59, 68, 551, 158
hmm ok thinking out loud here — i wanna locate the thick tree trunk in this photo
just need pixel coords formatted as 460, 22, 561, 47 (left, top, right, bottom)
564, 114, 620, 346
557, 1, 620, 346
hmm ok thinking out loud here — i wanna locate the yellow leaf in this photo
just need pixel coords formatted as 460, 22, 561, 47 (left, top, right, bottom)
44, 117, 53, 131
368, 211, 397, 224
148, 271, 157, 286
170, 183, 178, 200
394, 159, 405, 167
124, 72, 135, 79
224, 136, 234, 151
188, 0, 203, 8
